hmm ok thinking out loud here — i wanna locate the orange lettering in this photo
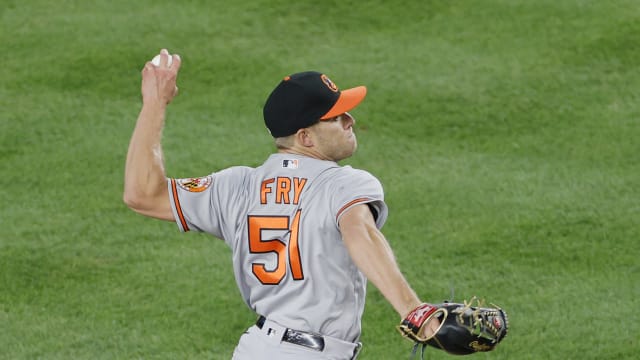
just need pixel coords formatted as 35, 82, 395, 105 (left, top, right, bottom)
260, 177, 308, 205
260, 178, 275, 204
248, 216, 288, 285
288, 210, 304, 279
292, 177, 307, 205
247, 212, 305, 284
276, 177, 291, 204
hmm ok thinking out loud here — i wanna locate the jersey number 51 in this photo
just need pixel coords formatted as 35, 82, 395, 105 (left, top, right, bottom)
247, 210, 304, 285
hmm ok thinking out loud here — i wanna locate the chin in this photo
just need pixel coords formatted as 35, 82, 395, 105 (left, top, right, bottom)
343, 146, 357, 160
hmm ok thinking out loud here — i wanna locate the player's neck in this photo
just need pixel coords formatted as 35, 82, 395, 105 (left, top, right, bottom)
277, 147, 334, 162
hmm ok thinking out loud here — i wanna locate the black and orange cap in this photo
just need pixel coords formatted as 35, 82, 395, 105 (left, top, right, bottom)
263, 71, 367, 137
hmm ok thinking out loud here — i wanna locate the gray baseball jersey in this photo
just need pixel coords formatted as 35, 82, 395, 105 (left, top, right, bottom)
167, 153, 388, 342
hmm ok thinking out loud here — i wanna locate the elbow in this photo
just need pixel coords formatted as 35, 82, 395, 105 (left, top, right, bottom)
123, 177, 166, 212
123, 185, 158, 212
122, 185, 173, 221
123, 190, 145, 212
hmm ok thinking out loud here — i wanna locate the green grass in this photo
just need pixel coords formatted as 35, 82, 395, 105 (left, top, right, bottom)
1, 0, 638, 359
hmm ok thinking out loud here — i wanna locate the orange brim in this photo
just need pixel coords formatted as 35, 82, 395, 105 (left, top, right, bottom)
321, 86, 367, 120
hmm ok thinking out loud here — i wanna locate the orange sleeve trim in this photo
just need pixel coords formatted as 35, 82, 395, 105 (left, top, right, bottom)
170, 179, 190, 232
336, 197, 370, 222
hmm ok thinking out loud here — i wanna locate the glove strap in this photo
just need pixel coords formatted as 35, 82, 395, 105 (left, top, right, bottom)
397, 303, 440, 342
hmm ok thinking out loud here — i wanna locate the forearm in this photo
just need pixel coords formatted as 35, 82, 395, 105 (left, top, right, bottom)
358, 228, 420, 317
340, 206, 422, 318
123, 102, 171, 217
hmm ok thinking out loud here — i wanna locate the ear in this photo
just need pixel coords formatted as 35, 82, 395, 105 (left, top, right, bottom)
295, 128, 315, 147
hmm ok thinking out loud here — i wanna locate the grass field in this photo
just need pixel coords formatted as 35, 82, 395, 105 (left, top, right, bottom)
1, 0, 638, 359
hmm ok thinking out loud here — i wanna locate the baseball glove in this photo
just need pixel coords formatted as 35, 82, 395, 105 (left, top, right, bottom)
397, 297, 508, 357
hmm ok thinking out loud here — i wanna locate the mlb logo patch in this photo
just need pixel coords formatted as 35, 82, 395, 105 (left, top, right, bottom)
282, 159, 299, 169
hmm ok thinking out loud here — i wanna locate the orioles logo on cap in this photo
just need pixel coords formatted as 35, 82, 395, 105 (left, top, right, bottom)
321, 74, 339, 92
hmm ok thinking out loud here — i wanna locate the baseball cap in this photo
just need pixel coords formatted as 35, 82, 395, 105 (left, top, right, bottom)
263, 71, 367, 137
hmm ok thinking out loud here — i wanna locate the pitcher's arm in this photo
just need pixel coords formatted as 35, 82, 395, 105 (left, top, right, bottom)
339, 204, 440, 337
123, 49, 180, 221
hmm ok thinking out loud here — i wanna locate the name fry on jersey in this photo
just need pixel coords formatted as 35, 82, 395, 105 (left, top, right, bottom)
260, 177, 308, 205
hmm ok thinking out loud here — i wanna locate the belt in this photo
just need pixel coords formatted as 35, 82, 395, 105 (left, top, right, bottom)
256, 315, 325, 352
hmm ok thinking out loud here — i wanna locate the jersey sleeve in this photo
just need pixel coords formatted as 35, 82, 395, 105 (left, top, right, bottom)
167, 167, 250, 239
332, 167, 389, 229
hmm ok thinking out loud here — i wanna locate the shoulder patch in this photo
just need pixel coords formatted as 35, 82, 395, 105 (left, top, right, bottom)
176, 176, 213, 192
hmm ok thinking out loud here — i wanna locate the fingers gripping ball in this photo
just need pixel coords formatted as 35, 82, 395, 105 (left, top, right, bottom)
398, 298, 509, 356
151, 53, 173, 67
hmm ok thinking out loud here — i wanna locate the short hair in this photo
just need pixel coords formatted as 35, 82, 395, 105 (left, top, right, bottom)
274, 135, 295, 149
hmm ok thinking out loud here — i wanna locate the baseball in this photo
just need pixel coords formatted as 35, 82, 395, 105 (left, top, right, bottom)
151, 54, 173, 67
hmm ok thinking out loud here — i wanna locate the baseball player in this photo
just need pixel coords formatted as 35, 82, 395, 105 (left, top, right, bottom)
124, 49, 440, 359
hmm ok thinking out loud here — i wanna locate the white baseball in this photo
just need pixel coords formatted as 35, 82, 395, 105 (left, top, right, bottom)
151, 54, 173, 67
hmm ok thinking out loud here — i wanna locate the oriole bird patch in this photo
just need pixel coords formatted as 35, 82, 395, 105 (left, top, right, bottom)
176, 176, 212, 192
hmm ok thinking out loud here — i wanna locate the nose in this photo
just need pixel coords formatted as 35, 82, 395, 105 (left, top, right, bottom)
343, 112, 355, 127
